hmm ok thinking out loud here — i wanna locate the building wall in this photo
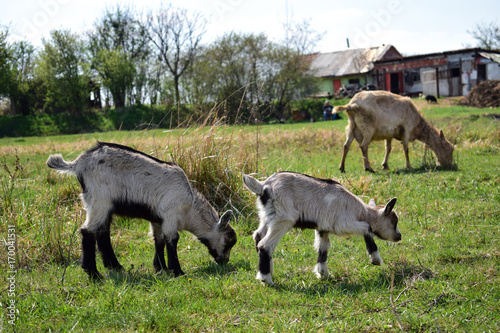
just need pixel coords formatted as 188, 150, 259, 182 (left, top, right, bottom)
487, 62, 500, 80
318, 79, 334, 95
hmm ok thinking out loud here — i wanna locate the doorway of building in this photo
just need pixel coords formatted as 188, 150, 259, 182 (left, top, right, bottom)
390, 73, 400, 94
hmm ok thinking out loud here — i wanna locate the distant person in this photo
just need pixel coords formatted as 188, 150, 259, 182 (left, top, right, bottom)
323, 100, 338, 120
323, 100, 333, 121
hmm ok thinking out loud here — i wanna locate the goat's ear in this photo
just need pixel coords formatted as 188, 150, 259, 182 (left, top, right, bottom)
440, 130, 444, 140
369, 198, 376, 207
219, 210, 233, 227
383, 198, 397, 216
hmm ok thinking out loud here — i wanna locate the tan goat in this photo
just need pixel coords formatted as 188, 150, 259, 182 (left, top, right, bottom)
334, 91, 454, 172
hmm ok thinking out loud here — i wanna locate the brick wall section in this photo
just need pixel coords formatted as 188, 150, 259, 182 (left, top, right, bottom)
375, 57, 448, 72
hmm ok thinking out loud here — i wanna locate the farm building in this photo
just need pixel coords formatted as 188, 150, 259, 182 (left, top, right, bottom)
307, 45, 402, 97
309, 46, 500, 98
373, 48, 500, 97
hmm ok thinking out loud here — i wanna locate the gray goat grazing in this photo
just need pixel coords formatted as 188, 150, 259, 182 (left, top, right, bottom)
47, 142, 237, 280
243, 172, 401, 285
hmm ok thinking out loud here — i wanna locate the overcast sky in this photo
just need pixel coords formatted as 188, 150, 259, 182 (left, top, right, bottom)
1, 0, 498, 55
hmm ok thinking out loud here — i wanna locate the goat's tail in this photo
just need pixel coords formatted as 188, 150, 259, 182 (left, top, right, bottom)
242, 174, 264, 196
46, 154, 75, 175
333, 105, 351, 113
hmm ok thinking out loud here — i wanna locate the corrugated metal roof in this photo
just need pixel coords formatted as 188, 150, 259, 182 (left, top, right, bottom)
309, 45, 394, 78
480, 52, 500, 64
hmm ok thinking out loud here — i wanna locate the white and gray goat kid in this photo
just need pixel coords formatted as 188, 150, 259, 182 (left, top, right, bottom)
243, 172, 401, 285
47, 142, 237, 280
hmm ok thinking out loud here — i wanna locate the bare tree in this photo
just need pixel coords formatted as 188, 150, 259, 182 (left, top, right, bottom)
467, 21, 500, 50
146, 5, 206, 104
282, 2, 323, 54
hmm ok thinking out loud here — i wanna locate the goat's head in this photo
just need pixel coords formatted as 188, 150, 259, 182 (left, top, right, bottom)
369, 198, 401, 242
435, 130, 455, 169
198, 210, 237, 265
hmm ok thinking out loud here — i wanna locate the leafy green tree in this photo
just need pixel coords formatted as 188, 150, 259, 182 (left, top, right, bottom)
185, 32, 260, 121
93, 48, 135, 108
88, 5, 149, 107
260, 44, 318, 120
8, 41, 38, 115
186, 32, 318, 122
0, 26, 11, 101
35, 29, 89, 115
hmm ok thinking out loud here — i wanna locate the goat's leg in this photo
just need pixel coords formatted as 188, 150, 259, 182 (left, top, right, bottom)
256, 221, 293, 285
253, 222, 269, 252
80, 228, 103, 280
313, 230, 331, 279
364, 233, 383, 265
339, 130, 355, 173
382, 139, 392, 170
165, 232, 184, 276
359, 135, 375, 173
402, 136, 412, 170
96, 218, 123, 271
151, 223, 168, 272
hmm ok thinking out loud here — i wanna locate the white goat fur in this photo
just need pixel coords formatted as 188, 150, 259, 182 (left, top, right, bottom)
243, 172, 401, 285
47, 142, 236, 279
334, 90, 454, 172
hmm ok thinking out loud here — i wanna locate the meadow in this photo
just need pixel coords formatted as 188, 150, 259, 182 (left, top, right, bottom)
0, 99, 499, 332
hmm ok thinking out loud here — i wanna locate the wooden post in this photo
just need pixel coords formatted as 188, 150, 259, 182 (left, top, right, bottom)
435, 67, 440, 98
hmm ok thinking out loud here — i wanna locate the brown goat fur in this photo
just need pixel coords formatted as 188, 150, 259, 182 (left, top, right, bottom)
334, 90, 454, 172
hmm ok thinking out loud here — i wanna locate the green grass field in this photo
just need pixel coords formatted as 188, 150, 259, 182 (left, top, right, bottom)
1, 100, 499, 332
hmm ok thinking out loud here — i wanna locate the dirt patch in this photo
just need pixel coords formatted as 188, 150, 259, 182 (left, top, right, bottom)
459, 80, 500, 108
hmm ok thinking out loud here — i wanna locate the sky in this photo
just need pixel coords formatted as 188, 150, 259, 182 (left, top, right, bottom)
1, 0, 499, 56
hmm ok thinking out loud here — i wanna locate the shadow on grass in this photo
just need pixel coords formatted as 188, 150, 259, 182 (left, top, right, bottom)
99, 259, 252, 286
273, 261, 434, 296
191, 259, 252, 277
391, 164, 458, 175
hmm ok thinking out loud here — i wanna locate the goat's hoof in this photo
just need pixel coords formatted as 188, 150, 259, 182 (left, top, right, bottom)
365, 168, 376, 173
172, 269, 186, 277
256, 272, 274, 286
313, 263, 330, 280
107, 264, 123, 271
371, 259, 382, 265
87, 270, 104, 282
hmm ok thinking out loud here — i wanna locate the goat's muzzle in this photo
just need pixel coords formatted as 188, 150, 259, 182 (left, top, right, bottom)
215, 257, 229, 265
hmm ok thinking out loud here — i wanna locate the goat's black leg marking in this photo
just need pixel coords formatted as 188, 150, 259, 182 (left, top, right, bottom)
364, 233, 382, 265
81, 229, 103, 280
166, 232, 184, 276
317, 231, 330, 263
258, 248, 272, 276
317, 249, 328, 263
153, 234, 167, 272
364, 234, 378, 254
96, 223, 123, 271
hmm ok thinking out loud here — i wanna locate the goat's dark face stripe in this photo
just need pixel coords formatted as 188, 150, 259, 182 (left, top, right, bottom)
224, 229, 237, 253
260, 188, 270, 206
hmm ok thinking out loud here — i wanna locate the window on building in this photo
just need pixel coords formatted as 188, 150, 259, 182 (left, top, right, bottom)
450, 68, 460, 78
